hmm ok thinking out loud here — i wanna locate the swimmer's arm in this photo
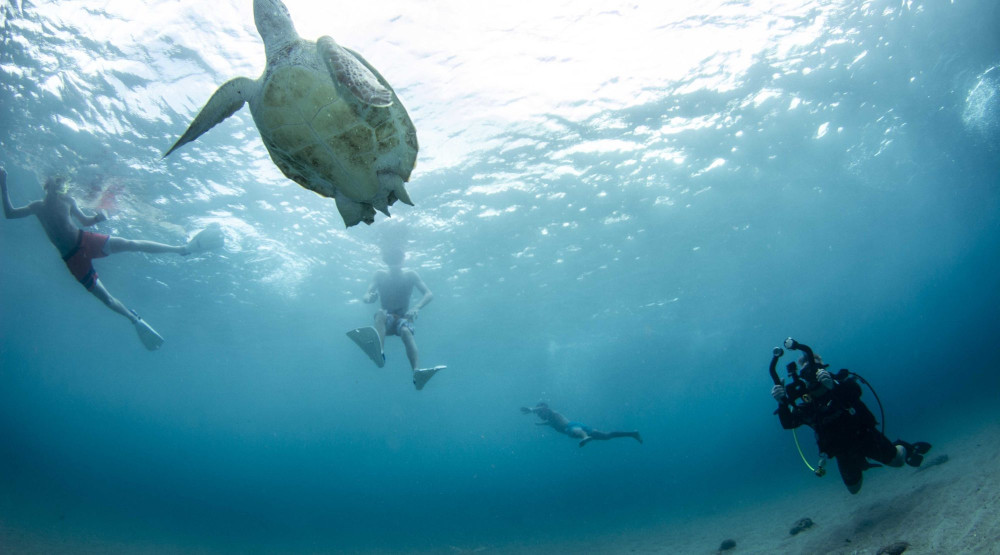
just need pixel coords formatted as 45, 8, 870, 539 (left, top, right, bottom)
363, 271, 386, 303
362, 281, 379, 303
69, 197, 106, 227
1, 169, 40, 219
406, 272, 433, 318
520, 407, 553, 425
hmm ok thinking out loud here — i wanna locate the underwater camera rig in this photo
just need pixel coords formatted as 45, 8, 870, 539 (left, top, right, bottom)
769, 337, 830, 407
770, 338, 829, 476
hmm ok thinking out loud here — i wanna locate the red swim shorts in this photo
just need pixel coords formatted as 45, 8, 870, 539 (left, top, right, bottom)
62, 230, 110, 290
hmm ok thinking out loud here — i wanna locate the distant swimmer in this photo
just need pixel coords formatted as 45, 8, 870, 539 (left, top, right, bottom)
347, 243, 444, 390
521, 402, 643, 447
1, 166, 224, 350
769, 338, 932, 494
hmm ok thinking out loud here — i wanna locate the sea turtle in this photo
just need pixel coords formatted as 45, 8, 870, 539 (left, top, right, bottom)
164, 0, 418, 227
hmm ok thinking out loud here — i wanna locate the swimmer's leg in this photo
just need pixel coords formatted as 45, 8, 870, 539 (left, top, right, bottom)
90, 278, 163, 350
400, 325, 419, 371
89, 278, 137, 323
589, 430, 644, 444
106, 236, 186, 255
373, 309, 387, 351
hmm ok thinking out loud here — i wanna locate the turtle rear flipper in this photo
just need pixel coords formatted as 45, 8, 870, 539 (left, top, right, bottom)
335, 193, 376, 227
318, 36, 393, 107
379, 171, 413, 206
165, 77, 256, 157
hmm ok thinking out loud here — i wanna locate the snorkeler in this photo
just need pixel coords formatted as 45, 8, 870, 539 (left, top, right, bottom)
770, 338, 931, 494
348, 243, 445, 390
521, 402, 643, 447
1, 166, 224, 350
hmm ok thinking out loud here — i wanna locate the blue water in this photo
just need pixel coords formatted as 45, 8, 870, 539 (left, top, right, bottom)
1, 0, 999, 552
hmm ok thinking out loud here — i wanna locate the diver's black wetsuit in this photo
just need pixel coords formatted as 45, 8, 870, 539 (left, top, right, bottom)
776, 376, 898, 491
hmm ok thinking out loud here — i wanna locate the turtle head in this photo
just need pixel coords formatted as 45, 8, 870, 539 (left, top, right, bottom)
253, 0, 298, 52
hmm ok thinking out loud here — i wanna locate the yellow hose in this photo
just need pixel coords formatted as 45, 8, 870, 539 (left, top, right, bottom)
791, 428, 817, 472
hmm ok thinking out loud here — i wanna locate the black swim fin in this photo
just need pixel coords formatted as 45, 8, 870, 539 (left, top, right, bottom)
895, 440, 932, 467
907, 441, 932, 467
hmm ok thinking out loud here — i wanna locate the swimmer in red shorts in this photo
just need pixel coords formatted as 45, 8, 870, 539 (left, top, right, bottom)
1, 166, 223, 350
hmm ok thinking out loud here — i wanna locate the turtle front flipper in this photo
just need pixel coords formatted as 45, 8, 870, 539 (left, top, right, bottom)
318, 36, 393, 107
164, 77, 256, 157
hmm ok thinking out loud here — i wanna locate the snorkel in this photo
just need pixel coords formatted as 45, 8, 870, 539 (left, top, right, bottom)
44, 175, 70, 197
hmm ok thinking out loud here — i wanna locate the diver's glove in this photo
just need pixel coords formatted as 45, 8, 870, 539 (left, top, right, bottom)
816, 369, 834, 390
771, 384, 786, 403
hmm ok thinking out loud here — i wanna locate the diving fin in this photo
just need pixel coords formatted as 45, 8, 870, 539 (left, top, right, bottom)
894, 440, 932, 467
412, 365, 446, 391
186, 223, 225, 254
906, 441, 932, 467
347, 326, 385, 368
131, 311, 164, 351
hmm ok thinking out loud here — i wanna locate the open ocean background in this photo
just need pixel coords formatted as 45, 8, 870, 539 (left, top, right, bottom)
1, 0, 998, 552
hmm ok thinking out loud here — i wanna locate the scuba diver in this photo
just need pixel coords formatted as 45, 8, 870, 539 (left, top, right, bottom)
769, 338, 931, 494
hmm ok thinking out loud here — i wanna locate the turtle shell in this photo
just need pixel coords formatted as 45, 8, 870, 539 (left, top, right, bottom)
253, 53, 417, 206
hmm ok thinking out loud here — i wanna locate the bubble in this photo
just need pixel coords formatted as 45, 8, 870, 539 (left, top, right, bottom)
962, 65, 1000, 138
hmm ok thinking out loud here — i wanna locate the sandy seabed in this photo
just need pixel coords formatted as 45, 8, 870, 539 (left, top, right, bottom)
508, 412, 1000, 555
